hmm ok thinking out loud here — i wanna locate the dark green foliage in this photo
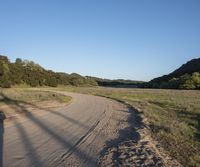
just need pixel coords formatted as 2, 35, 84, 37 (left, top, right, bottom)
0, 56, 11, 88
88, 76, 143, 87
179, 72, 200, 89
151, 58, 200, 84
148, 58, 200, 90
0, 55, 98, 88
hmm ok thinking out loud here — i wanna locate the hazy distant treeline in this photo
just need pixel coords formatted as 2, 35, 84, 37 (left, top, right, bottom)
88, 76, 143, 87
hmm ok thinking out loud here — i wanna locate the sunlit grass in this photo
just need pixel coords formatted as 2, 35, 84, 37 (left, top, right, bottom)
0, 88, 72, 104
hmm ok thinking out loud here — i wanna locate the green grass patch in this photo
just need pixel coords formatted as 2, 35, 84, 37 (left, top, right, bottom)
0, 88, 72, 104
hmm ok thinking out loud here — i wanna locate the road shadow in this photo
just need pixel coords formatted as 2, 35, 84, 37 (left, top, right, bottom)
0, 93, 92, 130
0, 111, 6, 167
0, 93, 97, 166
98, 107, 143, 166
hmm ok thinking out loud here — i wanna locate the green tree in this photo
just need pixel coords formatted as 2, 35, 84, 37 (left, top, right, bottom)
191, 72, 200, 89
0, 60, 11, 88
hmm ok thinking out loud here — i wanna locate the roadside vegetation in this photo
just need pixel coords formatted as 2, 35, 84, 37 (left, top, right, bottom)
0, 88, 72, 121
58, 86, 200, 166
0, 88, 71, 104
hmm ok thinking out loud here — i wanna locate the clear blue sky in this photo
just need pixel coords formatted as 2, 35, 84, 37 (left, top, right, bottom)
0, 0, 200, 81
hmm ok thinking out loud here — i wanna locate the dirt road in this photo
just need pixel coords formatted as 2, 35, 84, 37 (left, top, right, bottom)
2, 91, 178, 167
2, 92, 129, 167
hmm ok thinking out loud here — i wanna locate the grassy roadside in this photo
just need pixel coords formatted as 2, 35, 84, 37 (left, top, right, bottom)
0, 88, 72, 106
54, 86, 200, 166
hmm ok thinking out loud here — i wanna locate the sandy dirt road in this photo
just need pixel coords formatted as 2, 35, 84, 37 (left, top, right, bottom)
2, 92, 133, 167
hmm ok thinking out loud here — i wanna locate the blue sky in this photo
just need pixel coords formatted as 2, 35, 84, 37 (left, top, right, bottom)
0, 0, 200, 81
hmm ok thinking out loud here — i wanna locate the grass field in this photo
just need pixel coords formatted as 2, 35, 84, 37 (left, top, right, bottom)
0, 88, 71, 104
56, 86, 200, 166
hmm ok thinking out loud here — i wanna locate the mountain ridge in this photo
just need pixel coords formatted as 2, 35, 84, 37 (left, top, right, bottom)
151, 58, 200, 83
148, 58, 200, 89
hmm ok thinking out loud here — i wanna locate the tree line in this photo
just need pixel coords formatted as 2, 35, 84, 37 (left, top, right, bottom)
0, 55, 97, 88
144, 72, 200, 89
1, 55, 199, 89
88, 76, 143, 87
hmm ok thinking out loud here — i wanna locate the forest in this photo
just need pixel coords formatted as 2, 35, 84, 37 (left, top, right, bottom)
0, 55, 97, 88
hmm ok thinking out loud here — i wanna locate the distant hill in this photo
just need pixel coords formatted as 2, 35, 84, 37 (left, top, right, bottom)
148, 58, 200, 89
151, 58, 200, 83
87, 76, 144, 88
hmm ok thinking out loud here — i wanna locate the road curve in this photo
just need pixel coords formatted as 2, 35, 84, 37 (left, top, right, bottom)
2, 92, 130, 167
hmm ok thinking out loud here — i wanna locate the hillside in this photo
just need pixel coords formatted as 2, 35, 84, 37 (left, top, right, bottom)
87, 76, 144, 88
0, 55, 97, 88
149, 58, 200, 89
